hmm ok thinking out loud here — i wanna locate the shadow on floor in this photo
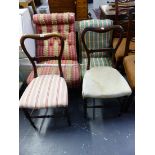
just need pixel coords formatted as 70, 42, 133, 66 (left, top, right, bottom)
20, 89, 134, 155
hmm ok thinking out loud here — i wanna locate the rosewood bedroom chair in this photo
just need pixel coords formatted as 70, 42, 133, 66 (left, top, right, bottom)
19, 33, 71, 131
26, 13, 81, 89
81, 25, 132, 119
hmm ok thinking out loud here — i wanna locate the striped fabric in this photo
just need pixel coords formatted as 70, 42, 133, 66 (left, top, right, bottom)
27, 60, 81, 88
78, 19, 113, 60
33, 13, 75, 25
81, 57, 112, 77
78, 19, 113, 76
20, 75, 68, 109
33, 13, 77, 60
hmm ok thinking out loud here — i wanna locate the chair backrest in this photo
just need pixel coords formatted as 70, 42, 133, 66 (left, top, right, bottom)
33, 13, 77, 61
81, 25, 124, 70
124, 8, 135, 56
20, 33, 65, 78
78, 19, 114, 61
114, 0, 135, 36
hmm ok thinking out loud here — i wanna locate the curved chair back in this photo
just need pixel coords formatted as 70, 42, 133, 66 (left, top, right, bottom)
125, 7, 135, 56
20, 33, 65, 78
81, 25, 124, 69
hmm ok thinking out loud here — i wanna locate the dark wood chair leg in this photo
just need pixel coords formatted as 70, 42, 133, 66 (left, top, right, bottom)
124, 91, 135, 112
22, 109, 38, 131
65, 107, 71, 126
39, 108, 48, 131
117, 97, 124, 117
84, 98, 87, 118
93, 98, 95, 120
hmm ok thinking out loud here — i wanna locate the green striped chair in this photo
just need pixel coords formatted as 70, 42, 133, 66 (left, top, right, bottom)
78, 19, 114, 77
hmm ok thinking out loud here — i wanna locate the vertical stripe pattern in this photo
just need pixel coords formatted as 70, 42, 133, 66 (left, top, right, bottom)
33, 13, 77, 60
27, 60, 81, 88
78, 19, 113, 59
78, 19, 113, 76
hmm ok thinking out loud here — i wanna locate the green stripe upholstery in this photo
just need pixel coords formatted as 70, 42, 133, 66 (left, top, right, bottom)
78, 19, 113, 61
78, 19, 114, 77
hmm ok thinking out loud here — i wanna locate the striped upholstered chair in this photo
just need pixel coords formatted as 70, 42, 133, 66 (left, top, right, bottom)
26, 13, 80, 88
78, 19, 114, 77
20, 33, 71, 131
80, 23, 132, 119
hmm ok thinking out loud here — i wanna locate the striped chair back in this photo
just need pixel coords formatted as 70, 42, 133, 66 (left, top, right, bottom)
33, 13, 77, 60
78, 19, 113, 61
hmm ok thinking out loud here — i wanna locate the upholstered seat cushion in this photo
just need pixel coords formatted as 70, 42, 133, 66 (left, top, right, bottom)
81, 57, 112, 77
114, 38, 135, 62
123, 55, 135, 89
82, 66, 132, 98
20, 75, 68, 109
27, 60, 81, 88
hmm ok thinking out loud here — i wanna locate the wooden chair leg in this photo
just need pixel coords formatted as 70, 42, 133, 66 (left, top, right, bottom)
124, 91, 135, 112
65, 108, 71, 126
39, 108, 48, 131
84, 98, 87, 118
22, 109, 38, 131
93, 98, 95, 120
117, 97, 124, 117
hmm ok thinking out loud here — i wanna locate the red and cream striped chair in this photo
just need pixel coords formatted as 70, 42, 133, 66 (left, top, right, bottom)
27, 13, 81, 88
19, 33, 71, 131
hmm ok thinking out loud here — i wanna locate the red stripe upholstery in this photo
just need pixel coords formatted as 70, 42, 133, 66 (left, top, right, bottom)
33, 13, 75, 25
20, 75, 68, 108
27, 60, 81, 88
33, 13, 77, 60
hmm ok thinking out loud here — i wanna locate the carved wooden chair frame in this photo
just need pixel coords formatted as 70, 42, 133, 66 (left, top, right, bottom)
20, 33, 71, 131
81, 25, 130, 119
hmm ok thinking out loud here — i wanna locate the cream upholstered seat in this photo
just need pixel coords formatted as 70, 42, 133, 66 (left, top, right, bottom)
20, 75, 68, 109
82, 66, 131, 98
81, 25, 132, 118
